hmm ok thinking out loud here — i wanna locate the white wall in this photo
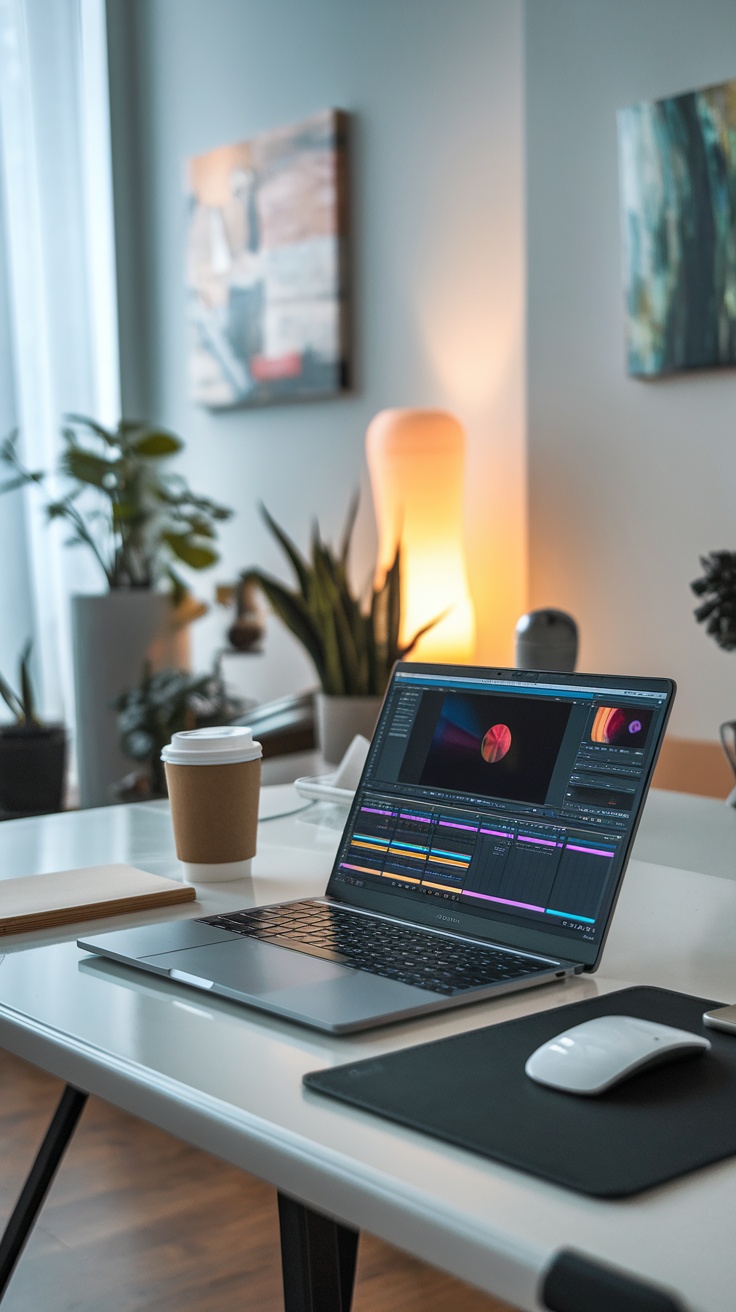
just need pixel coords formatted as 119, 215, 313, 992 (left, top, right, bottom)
526, 0, 736, 740
107, 0, 527, 699
0, 155, 34, 707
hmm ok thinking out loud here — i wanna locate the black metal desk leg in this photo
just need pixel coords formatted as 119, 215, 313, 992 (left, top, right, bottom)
277, 1191, 359, 1312
0, 1083, 88, 1301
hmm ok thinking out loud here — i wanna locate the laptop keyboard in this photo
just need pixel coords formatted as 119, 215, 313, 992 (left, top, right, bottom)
198, 901, 549, 995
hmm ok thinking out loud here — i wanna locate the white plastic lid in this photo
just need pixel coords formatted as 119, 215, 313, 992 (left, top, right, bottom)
161, 725, 262, 766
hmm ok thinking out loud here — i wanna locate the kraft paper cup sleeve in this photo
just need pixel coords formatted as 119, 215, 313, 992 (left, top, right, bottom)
164, 758, 261, 865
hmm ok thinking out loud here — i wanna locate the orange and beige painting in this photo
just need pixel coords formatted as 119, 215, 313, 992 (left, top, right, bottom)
186, 110, 349, 408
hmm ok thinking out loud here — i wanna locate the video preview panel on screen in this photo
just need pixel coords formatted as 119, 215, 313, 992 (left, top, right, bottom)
406, 691, 572, 805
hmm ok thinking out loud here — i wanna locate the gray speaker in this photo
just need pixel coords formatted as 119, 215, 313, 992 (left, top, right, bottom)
515, 609, 578, 672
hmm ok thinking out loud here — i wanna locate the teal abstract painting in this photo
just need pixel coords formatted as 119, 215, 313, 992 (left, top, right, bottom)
618, 80, 736, 376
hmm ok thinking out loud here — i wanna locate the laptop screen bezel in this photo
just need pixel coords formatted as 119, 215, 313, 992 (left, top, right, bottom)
325, 661, 675, 970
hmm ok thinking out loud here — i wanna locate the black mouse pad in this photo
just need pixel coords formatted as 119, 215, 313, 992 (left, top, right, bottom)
303, 987, 736, 1197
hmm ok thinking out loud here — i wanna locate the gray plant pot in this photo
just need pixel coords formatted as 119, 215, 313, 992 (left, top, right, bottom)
315, 693, 382, 766
72, 592, 189, 808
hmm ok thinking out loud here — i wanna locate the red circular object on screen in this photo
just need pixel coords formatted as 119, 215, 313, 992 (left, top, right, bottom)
481, 724, 512, 763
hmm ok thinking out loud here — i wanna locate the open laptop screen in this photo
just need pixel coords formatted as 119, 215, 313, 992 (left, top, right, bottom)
326, 663, 674, 969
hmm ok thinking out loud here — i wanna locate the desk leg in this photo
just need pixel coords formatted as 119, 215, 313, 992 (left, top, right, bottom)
277, 1191, 359, 1312
0, 1083, 88, 1302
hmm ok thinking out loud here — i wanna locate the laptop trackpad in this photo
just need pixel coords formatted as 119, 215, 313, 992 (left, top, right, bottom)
140, 938, 350, 994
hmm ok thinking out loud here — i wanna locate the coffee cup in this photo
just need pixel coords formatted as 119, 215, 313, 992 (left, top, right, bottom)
161, 726, 262, 882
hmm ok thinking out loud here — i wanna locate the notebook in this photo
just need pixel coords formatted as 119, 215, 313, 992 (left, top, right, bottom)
78, 662, 674, 1033
2, 863, 195, 935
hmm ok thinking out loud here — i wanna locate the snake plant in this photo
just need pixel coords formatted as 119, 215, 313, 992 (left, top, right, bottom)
243, 502, 443, 696
0, 641, 40, 726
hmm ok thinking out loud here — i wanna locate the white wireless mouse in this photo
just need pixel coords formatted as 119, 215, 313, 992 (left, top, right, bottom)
525, 1015, 711, 1095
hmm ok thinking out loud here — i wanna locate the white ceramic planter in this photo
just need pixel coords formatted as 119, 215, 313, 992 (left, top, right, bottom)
315, 693, 382, 765
72, 592, 189, 808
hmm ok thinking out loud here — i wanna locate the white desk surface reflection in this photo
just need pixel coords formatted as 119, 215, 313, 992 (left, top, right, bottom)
0, 786, 735, 1312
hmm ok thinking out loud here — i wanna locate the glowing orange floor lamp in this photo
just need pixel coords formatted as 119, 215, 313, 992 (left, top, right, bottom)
366, 408, 476, 664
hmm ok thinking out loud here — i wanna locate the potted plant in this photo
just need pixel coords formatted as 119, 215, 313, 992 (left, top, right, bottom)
692, 552, 736, 650
243, 502, 443, 762
113, 662, 240, 801
691, 552, 736, 801
0, 641, 66, 817
0, 417, 232, 807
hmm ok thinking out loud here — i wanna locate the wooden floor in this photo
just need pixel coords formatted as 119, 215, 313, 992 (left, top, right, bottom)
0, 1050, 515, 1312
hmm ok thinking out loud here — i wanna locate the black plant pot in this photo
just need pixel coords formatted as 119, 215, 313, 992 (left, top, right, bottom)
0, 725, 67, 818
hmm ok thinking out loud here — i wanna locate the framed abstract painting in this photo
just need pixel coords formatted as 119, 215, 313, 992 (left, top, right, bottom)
618, 80, 736, 376
186, 109, 350, 408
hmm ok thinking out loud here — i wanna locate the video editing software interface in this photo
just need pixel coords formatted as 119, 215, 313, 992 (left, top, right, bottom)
332, 669, 670, 950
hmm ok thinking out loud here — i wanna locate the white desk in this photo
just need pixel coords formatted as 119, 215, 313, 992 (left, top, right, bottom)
0, 787, 735, 1311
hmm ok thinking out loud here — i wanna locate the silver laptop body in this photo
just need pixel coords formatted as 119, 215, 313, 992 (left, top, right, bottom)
79, 662, 674, 1033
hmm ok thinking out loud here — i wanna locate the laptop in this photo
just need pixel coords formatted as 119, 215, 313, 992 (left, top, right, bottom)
78, 662, 675, 1033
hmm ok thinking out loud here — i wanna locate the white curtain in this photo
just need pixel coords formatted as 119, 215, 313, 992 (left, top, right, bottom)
0, 0, 119, 739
